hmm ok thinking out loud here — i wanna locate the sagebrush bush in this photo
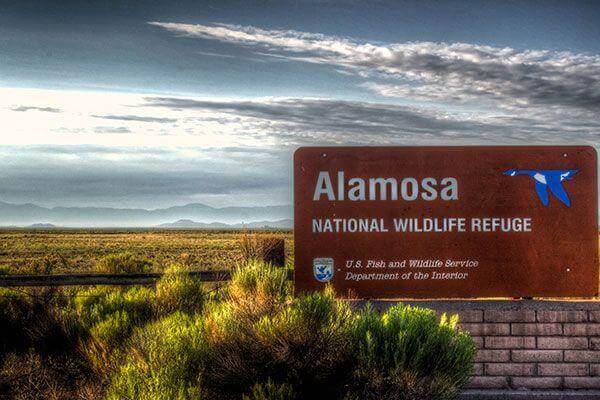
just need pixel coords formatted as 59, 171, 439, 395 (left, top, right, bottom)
349, 305, 476, 400
228, 260, 290, 318
203, 286, 352, 399
252, 286, 354, 398
96, 252, 152, 274
105, 312, 208, 400
238, 233, 262, 262
89, 311, 132, 348
0, 289, 29, 359
72, 286, 155, 376
238, 233, 284, 264
0, 289, 91, 399
154, 264, 205, 315
73, 286, 155, 331
0, 288, 79, 359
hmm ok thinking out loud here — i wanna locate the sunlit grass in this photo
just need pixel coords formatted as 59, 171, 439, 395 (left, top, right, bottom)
0, 229, 293, 274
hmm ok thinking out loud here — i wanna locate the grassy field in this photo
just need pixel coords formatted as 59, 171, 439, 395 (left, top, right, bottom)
0, 229, 293, 274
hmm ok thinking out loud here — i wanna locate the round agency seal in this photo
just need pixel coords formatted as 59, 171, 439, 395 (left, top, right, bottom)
313, 257, 334, 282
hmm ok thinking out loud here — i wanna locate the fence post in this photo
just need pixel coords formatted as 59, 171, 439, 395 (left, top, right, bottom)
260, 237, 285, 267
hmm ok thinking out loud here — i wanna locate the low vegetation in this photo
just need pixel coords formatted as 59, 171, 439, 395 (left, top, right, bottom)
95, 252, 153, 274
0, 229, 293, 274
0, 260, 476, 400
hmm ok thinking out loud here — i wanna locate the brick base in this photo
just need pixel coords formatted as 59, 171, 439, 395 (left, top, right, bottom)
460, 390, 600, 400
359, 300, 600, 392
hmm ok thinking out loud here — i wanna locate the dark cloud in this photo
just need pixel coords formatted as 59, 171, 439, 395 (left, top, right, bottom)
11, 106, 61, 113
92, 114, 177, 123
0, 146, 290, 208
363, 49, 600, 110
145, 96, 600, 146
0, 169, 280, 198
147, 97, 489, 139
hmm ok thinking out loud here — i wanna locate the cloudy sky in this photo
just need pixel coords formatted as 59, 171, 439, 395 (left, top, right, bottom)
1, 0, 599, 209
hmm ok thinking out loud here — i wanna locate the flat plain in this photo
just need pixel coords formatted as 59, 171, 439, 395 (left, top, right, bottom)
0, 229, 293, 274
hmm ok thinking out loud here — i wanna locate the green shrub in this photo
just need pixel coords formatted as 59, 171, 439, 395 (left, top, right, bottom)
89, 311, 132, 347
238, 233, 286, 265
72, 286, 155, 376
256, 286, 354, 398
0, 265, 10, 275
349, 305, 476, 400
0, 288, 80, 359
204, 286, 353, 399
73, 286, 155, 331
0, 289, 91, 398
96, 252, 152, 274
243, 380, 295, 400
154, 265, 205, 315
105, 312, 208, 400
228, 260, 290, 318
199, 261, 292, 396
238, 233, 262, 262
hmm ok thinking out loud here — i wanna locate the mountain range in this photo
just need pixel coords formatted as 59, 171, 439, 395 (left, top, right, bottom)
156, 219, 292, 229
0, 200, 292, 228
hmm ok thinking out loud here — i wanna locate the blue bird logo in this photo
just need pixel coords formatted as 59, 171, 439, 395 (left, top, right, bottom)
504, 169, 578, 207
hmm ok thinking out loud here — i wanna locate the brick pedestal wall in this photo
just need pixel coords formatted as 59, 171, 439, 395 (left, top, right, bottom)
363, 300, 600, 392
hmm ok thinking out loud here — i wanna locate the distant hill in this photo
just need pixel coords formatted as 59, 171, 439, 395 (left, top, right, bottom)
157, 218, 292, 229
28, 223, 56, 228
0, 200, 292, 228
156, 219, 229, 229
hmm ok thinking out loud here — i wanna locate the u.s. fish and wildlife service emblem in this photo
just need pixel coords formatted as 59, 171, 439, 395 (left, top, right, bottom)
313, 257, 334, 282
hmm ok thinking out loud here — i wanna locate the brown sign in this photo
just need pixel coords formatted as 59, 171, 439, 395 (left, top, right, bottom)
294, 146, 598, 298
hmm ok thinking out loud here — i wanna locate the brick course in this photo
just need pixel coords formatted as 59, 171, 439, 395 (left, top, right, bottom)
460, 323, 510, 336
564, 377, 600, 389
538, 363, 588, 376
511, 377, 562, 389
537, 337, 588, 349
511, 323, 562, 336
485, 310, 536, 322
485, 363, 535, 376
564, 350, 600, 362
564, 323, 600, 336
511, 350, 563, 362
475, 349, 511, 363
485, 336, 535, 349
467, 376, 509, 389
537, 311, 588, 323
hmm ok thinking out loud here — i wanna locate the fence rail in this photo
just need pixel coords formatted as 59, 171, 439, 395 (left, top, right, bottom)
0, 270, 294, 287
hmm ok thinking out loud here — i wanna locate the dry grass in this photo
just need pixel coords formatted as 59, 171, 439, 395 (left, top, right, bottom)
0, 229, 292, 274
238, 232, 286, 265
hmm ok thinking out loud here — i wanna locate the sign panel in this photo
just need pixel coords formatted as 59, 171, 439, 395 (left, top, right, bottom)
294, 146, 598, 298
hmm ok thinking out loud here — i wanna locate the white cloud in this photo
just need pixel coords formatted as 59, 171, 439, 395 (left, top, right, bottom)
0, 87, 269, 148
149, 22, 600, 112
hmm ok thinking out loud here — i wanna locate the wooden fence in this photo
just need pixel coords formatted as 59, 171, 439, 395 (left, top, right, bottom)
0, 270, 294, 287
0, 271, 225, 287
